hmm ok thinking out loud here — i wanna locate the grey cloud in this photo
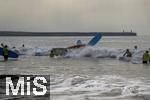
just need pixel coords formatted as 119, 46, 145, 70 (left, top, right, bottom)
0, 0, 149, 34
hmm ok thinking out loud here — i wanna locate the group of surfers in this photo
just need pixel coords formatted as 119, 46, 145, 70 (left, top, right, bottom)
123, 46, 150, 64
0, 42, 150, 64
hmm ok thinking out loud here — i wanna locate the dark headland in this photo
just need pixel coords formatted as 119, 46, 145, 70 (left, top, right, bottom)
0, 31, 137, 36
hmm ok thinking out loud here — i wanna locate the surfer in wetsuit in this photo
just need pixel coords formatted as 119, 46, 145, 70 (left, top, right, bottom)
3, 45, 9, 61
22, 44, 25, 47
142, 51, 149, 64
123, 49, 132, 57
133, 45, 138, 53
1, 43, 8, 61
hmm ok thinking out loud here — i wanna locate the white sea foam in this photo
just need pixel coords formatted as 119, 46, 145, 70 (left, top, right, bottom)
65, 47, 144, 64
8, 46, 145, 64
50, 75, 150, 100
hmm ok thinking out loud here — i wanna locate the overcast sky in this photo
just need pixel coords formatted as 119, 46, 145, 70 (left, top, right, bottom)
0, 0, 150, 35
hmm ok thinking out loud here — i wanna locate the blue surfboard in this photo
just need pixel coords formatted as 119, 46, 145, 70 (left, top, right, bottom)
67, 33, 102, 49
0, 47, 19, 58
88, 33, 102, 46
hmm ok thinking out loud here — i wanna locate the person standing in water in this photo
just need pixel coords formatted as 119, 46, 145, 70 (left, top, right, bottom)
123, 49, 132, 57
3, 45, 9, 61
1, 43, 8, 61
143, 51, 149, 64
22, 44, 25, 48
133, 45, 138, 53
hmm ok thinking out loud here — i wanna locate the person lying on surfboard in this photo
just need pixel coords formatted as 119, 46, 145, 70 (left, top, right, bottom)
67, 40, 86, 49
49, 33, 102, 58
67, 33, 102, 49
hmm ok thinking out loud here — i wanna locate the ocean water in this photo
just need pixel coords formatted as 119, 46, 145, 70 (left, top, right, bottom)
0, 36, 150, 100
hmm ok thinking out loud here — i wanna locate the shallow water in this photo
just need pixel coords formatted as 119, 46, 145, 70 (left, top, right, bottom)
0, 36, 150, 100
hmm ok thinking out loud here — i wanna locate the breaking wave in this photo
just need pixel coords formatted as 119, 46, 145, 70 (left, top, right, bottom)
65, 47, 144, 64
2, 46, 145, 64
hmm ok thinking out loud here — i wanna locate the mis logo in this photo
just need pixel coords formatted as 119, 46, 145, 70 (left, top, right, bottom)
0, 75, 50, 99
